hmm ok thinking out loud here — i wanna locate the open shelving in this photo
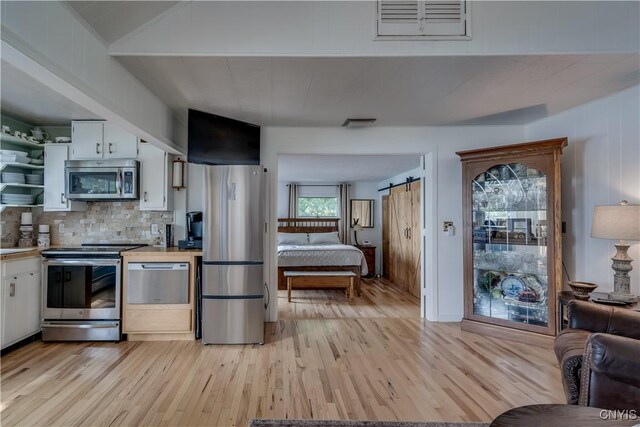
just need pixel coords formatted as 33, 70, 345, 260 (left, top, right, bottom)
0, 131, 45, 212
0, 133, 45, 149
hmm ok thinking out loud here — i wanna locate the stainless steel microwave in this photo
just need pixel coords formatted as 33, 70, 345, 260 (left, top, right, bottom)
65, 159, 139, 200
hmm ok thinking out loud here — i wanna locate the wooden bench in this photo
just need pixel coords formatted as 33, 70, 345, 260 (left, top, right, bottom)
283, 271, 356, 303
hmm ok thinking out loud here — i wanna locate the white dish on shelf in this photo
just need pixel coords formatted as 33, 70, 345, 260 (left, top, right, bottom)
2, 198, 36, 205
1, 172, 26, 184
0, 154, 31, 164
0, 149, 29, 156
25, 176, 44, 185
30, 159, 44, 165
2, 199, 36, 205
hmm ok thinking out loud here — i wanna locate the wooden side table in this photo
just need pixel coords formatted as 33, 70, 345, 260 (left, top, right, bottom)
557, 291, 640, 332
356, 245, 376, 278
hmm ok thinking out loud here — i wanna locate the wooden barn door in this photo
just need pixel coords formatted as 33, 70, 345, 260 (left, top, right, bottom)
407, 180, 421, 298
386, 182, 421, 298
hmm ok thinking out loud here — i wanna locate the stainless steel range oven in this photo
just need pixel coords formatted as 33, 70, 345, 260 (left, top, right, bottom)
40, 245, 143, 341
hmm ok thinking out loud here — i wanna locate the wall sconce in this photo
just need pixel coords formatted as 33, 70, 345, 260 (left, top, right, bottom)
172, 159, 186, 190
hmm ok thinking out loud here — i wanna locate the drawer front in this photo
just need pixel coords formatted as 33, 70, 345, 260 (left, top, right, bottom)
127, 263, 189, 304
125, 309, 191, 333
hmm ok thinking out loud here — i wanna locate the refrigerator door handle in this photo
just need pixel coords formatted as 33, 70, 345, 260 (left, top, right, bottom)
230, 183, 237, 200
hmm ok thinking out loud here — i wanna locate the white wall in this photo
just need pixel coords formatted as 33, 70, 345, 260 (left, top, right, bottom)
1, 1, 182, 153
111, 1, 639, 56
261, 125, 525, 322
526, 85, 640, 295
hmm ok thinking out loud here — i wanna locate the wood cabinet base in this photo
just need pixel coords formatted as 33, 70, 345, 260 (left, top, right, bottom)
126, 332, 195, 341
461, 319, 554, 348
125, 309, 192, 333
122, 250, 201, 341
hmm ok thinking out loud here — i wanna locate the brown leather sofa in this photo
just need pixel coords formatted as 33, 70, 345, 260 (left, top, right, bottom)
554, 300, 640, 411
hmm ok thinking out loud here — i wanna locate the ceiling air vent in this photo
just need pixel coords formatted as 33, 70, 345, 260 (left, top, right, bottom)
376, 0, 471, 40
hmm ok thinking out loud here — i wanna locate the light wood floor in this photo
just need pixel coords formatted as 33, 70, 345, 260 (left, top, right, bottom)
1, 278, 564, 427
279, 277, 420, 319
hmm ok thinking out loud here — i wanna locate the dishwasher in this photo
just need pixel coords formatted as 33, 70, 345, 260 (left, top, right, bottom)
127, 263, 189, 304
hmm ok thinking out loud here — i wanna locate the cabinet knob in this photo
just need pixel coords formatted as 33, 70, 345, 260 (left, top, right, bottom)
144, 191, 148, 202
60, 192, 66, 204
9, 283, 15, 297
108, 143, 114, 154
96, 142, 101, 154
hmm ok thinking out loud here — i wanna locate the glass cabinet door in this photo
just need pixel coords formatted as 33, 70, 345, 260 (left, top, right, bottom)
471, 163, 549, 328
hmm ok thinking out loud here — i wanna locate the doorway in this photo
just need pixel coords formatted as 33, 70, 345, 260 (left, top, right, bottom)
275, 154, 424, 320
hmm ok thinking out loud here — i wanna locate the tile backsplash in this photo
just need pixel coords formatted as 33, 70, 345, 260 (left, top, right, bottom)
1, 202, 174, 247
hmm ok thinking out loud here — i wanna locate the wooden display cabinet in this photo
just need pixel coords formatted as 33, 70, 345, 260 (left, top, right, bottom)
457, 138, 567, 344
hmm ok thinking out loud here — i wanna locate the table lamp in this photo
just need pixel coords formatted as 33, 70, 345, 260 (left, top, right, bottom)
353, 223, 363, 246
591, 200, 640, 295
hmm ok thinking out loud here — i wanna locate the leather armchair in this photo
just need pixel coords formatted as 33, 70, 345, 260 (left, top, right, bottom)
554, 300, 640, 411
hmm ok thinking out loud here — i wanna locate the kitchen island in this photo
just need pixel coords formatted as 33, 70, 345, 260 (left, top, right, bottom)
122, 247, 202, 341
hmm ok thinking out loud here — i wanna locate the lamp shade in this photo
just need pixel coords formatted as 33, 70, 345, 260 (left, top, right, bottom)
591, 202, 640, 241
353, 224, 363, 232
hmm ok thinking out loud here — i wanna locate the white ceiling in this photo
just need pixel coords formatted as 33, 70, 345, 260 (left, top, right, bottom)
65, 1, 180, 45
278, 154, 420, 183
118, 53, 639, 127
1, 60, 100, 125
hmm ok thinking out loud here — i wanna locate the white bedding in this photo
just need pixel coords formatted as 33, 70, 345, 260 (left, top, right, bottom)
277, 243, 368, 275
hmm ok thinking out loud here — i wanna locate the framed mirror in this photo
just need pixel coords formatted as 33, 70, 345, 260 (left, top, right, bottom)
350, 199, 374, 228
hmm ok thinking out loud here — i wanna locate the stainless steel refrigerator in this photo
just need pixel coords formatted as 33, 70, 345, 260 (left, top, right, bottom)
202, 165, 265, 344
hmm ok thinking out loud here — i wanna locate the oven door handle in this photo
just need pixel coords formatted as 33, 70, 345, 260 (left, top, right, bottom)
41, 322, 119, 329
43, 258, 121, 266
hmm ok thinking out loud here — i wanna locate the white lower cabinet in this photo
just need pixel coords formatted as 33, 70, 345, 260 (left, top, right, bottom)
44, 144, 86, 212
1, 256, 41, 350
138, 142, 173, 211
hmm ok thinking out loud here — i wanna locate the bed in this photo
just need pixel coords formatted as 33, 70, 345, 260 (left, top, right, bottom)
277, 218, 367, 295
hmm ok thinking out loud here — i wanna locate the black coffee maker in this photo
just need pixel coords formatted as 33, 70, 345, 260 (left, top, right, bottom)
179, 211, 203, 249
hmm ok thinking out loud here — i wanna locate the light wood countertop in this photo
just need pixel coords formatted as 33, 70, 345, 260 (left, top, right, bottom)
0, 247, 44, 261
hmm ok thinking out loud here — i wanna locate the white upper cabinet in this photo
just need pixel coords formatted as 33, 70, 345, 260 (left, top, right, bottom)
138, 142, 173, 211
103, 123, 138, 159
44, 144, 86, 212
71, 121, 138, 160
70, 121, 103, 159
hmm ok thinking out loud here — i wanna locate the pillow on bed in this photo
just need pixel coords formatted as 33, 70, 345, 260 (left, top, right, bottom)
308, 232, 341, 244
277, 232, 309, 245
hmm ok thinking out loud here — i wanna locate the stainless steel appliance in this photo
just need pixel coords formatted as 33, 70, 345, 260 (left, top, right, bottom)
65, 159, 139, 200
127, 262, 189, 304
179, 211, 203, 249
40, 244, 143, 341
202, 165, 265, 344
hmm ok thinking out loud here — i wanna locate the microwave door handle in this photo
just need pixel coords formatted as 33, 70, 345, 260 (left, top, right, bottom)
116, 169, 122, 196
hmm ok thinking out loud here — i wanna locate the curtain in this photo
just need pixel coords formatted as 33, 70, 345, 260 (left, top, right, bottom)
287, 184, 298, 217
339, 184, 350, 244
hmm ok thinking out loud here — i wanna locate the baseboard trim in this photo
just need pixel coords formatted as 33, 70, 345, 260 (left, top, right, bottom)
438, 314, 463, 322
1, 332, 42, 356
461, 319, 554, 348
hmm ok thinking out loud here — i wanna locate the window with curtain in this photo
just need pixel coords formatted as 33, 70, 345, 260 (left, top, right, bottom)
296, 185, 339, 218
